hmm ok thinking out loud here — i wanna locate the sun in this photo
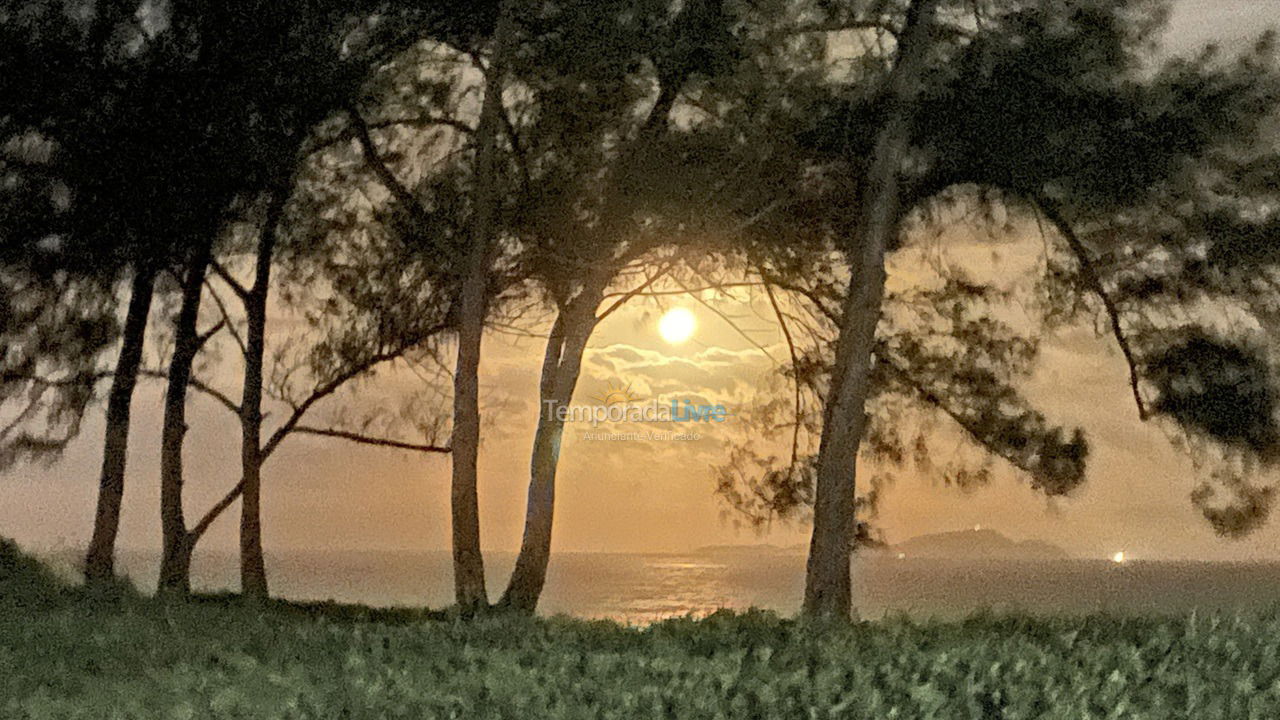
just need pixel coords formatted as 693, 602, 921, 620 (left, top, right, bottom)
658, 307, 697, 344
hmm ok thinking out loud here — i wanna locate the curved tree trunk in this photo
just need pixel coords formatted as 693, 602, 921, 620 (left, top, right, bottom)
499, 289, 600, 613
498, 319, 568, 613
494, 0, 705, 612
239, 194, 282, 603
802, 257, 884, 618
84, 262, 157, 587
158, 239, 214, 598
802, 0, 939, 619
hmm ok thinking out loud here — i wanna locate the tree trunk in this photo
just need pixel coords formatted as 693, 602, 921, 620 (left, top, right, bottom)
239, 195, 282, 603
84, 262, 157, 587
449, 3, 514, 613
450, 243, 489, 613
157, 239, 214, 598
802, 0, 939, 619
500, 288, 600, 613
157, 531, 194, 595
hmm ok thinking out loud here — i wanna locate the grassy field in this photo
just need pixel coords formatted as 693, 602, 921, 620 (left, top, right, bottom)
3, 540, 1279, 719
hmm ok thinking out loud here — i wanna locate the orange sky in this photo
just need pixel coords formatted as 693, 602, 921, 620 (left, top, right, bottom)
8, 234, 1280, 564
3, 0, 1280, 564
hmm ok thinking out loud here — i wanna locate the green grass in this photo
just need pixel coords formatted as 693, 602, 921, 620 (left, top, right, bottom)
2, 543, 1279, 718
0, 537, 74, 609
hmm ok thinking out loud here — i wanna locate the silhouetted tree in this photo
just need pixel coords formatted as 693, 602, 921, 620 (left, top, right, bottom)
779, 0, 1280, 617
3, 0, 501, 594
487, 0, 725, 612
0, 2, 214, 585
141, 0, 503, 598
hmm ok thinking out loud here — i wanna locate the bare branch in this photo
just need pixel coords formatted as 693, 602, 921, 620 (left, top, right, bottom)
766, 276, 842, 325
292, 425, 451, 453
596, 258, 680, 322
761, 272, 803, 477
142, 369, 240, 415
1033, 196, 1149, 420
195, 318, 226, 350
209, 261, 250, 302
203, 280, 248, 358
186, 332, 451, 538
188, 479, 243, 543
262, 324, 448, 460
601, 282, 762, 300
677, 272, 778, 363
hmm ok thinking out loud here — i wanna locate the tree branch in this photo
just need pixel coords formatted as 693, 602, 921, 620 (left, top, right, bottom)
880, 353, 1042, 478
344, 104, 437, 230
678, 272, 778, 362
204, 280, 248, 358
497, 101, 531, 190
209, 261, 250, 302
195, 319, 226, 350
292, 426, 451, 453
601, 281, 762, 300
596, 258, 681, 322
1033, 196, 1149, 420
188, 479, 243, 543
261, 325, 448, 460
759, 275, 843, 326
761, 272, 803, 477
306, 114, 473, 155
142, 369, 240, 415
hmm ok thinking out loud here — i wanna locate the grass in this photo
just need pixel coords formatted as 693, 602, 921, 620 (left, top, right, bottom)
2, 541, 1279, 718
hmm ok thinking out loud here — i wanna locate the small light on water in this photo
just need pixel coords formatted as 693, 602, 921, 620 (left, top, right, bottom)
1111, 551, 1126, 564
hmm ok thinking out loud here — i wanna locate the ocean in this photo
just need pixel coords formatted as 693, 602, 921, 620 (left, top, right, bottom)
74, 549, 1280, 623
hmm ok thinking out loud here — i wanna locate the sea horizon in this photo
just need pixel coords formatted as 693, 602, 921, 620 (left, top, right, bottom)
28, 546, 1280, 624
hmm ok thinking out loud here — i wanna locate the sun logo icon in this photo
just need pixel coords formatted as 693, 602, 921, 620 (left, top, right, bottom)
593, 381, 641, 406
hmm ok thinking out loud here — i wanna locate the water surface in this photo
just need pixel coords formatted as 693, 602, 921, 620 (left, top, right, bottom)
91, 550, 1280, 623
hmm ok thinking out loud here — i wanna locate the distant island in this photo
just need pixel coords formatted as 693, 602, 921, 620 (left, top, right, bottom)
697, 529, 1072, 561
885, 529, 1072, 561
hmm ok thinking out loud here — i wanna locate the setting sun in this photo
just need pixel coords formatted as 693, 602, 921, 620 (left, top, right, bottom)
658, 308, 697, 344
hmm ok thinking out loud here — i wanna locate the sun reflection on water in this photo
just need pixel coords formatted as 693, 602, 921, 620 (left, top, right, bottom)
591, 557, 739, 624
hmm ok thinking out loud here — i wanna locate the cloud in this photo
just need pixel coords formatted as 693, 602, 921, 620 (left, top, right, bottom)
581, 343, 780, 404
